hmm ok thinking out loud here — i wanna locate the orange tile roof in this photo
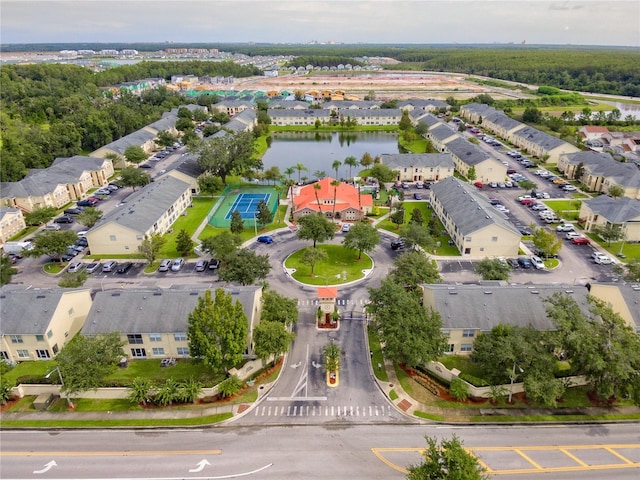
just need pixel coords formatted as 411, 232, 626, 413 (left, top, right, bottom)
293, 177, 373, 214
317, 286, 338, 298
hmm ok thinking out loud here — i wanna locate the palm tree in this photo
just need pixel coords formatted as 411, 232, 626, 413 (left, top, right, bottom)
331, 179, 341, 221
127, 377, 153, 406
332, 160, 341, 179
343, 156, 358, 181
294, 163, 307, 184
323, 341, 341, 373
313, 183, 323, 215
284, 166, 295, 181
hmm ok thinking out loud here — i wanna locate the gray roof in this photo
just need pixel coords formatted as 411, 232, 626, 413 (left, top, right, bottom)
430, 177, 520, 236
267, 108, 331, 119
429, 124, 459, 142
0, 206, 21, 219
460, 103, 498, 117
91, 174, 191, 234
49, 155, 111, 172
608, 283, 640, 327
444, 137, 492, 167
399, 99, 448, 109
147, 111, 179, 132
512, 125, 565, 150
484, 111, 523, 131
0, 286, 90, 335
564, 151, 640, 188
380, 153, 454, 170
268, 100, 311, 109
324, 100, 381, 109
583, 196, 640, 223
424, 283, 591, 331
214, 100, 254, 109
99, 129, 156, 156
344, 108, 402, 118
82, 286, 261, 335
416, 112, 443, 128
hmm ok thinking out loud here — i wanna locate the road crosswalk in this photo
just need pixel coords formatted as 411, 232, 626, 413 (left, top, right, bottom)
297, 298, 368, 307
254, 404, 392, 418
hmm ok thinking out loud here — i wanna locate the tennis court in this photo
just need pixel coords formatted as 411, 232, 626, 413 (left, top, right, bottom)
224, 193, 272, 220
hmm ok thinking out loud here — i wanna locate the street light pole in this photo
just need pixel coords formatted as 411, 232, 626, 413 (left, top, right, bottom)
45, 367, 73, 408
508, 362, 523, 404
254, 212, 258, 237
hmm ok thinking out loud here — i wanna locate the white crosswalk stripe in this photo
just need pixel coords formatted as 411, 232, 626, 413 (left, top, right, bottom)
254, 404, 390, 418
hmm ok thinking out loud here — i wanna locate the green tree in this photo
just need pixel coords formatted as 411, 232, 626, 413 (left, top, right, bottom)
256, 199, 273, 228
58, 270, 88, 288
367, 278, 446, 367
124, 145, 147, 164
519, 179, 538, 193
390, 208, 405, 228
26, 230, 78, 262
219, 248, 271, 285
293, 163, 307, 184
531, 226, 562, 257
24, 207, 57, 226
622, 258, 640, 282
229, 210, 245, 235
197, 173, 223, 197
343, 156, 358, 180
449, 377, 470, 401
119, 166, 151, 191
332, 159, 342, 179
409, 208, 424, 225
253, 321, 295, 366
76, 207, 103, 228
522, 106, 542, 123
342, 222, 380, 260
300, 246, 328, 276
138, 232, 167, 265
313, 170, 327, 180
0, 378, 12, 405
187, 289, 248, 372
313, 183, 324, 215
398, 110, 412, 131
200, 231, 242, 262
467, 166, 477, 182
407, 435, 488, 480
360, 152, 373, 169
154, 378, 180, 406
55, 332, 125, 402
474, 258, 511, 281
545, 293, 640, 404
155, 130, 178, 147
128, 377, 154, 406
297, 213, 335, 248
390, 250, 441, 289
607, 184, 625, 199
400, 222, 435, 252
369, 163, 396, 183
190, 131, 258, 185
261, 289, 299, 326
592, 223, 624, 246
178, 377, 203, 404
175, 229, 195, 256
0, 255, 18, 286
217, 375, 243, 398
323, 341, 341, 373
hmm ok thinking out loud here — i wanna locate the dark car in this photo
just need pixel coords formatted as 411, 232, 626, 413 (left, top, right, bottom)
413, 193, 423, 200
75, 238, 89, 248
391, 240, 405, 250
138, 163, 152, 169
54, 215, 74, 224
64, 207, 84, 215
208, 259, 221, 270
77, 199, 94, 207
257, 235, 273, 244
508, 258, 520, 269
534, 249, 558, 259
116, 262, 133, 274
517, 257, 533, 269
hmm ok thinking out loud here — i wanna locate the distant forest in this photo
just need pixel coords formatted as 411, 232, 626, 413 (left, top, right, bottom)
3, 43, 638, 96
0, 61, 258, 182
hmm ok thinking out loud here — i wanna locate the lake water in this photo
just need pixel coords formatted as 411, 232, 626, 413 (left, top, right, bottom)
260, 131, 399, 181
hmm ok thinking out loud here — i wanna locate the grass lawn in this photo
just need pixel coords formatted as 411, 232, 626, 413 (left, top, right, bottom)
438, 356, 486, 380
285, 244, 372, 285
43, 263, 65, 274
398, 136, 428, 153
0, 413, 234, 429
587, 237, 640, 261
158, 198, 215, 258
48, 398, 142, 412
105, 358, 223, 387
2, 360, 56, 386
368, 325, 388, 382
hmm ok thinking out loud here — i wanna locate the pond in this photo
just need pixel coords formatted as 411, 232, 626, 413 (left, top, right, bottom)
261, 131, 400, 181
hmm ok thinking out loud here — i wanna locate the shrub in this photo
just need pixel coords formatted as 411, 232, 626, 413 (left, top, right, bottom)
218, 375, 243, 399
449, 377, 470, 401
459, 372, 490, 387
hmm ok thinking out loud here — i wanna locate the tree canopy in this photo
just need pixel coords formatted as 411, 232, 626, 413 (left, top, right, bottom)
407, 435, 488, 480
218, 248, 271, 285
390, 250, 441, 288
190, 131, 259, 184
342, 222, 380, 260
296, 213, 335, 248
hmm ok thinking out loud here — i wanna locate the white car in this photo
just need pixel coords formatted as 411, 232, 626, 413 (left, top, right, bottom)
594, 255, 613, 265
566, 232, 583, 240
556, 223, 575, 232
531, 204, 547, 211
494, 205, 510, 214
531, 255, 546, 270
171, 257, 185, 272
67, 261, 84, 273
563, 185, 578, 192
341, 223, 351, 233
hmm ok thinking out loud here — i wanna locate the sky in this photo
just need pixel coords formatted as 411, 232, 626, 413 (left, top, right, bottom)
1, 0, 639, 47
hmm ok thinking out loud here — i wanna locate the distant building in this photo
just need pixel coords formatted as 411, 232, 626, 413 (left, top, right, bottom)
380, 153, 454, 182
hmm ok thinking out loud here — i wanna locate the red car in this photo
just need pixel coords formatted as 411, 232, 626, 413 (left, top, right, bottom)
571, 236, 591, 245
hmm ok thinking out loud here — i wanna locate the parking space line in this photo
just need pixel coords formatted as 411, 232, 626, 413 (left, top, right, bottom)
514, 449, 543, 470
560, 448, 589, 467
605, 447, 634, 464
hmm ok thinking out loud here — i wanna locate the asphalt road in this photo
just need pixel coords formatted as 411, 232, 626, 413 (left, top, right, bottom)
1, 424, 638, 479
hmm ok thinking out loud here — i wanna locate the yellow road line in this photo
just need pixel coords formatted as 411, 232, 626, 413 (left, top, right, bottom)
560, 448, 589, 467
605, 447, 634, 465
490, 463, 640, 475
514, 449, 543, 470
0, 449, 222, 457
471, 444, 640, 451
466, 448, 494, 473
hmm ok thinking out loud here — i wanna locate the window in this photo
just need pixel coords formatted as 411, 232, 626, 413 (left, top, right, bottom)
10, 335, 23, 344
446, 344, 455, 353
442, 330, 450, 337
149, 333, 162, 342
460, 344, 473, 352
36, 349, 50, 359
136, 235, 143, 240
462, 329, 475, 338
47, 330, 53, 339
17, 349, 29, 358
492, 236, 498, 242
131, 348, 146, 358
109, 235, 116, 241
68, 307, 74, 316
177, 347, 189, 357
174, 332, 187, 341
35, 335, 45, 342
152, 347, 165, 356
127, 334, 143, 344
52, 344, 59, 354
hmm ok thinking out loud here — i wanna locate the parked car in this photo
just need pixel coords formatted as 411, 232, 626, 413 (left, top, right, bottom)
77, 199, 95, 207
488, 198, 501, 205
517, 257, 533, 269
562, 185, 578, 192
531, 203, 547, 211
158, 259, 172, 272
116, 262, 133, 274
54, 215, 74, 224
67, 262, 85, 273
594, 254, 613, 265
534, 249, 558, 259
45, 224, 61, 231
572, 236, 591, 245
194, 259, 209, 272
341, 223, 351, 232
390, 240, 405, 250
530, 255, 545, 270
95, 188, 111, 195
77, 230, 88, 237
171, 257, 185, 271
508, 258, 520, 269
556, 223, 575, 232
64, 207, 84, 215
85, 262, 101, 273
413, 193, 423, 200
257, 235, 273, 244
102, 260, 117, 272
138, 163, 152, 169
566, 232, 582, 240
208, 259, 221, 270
